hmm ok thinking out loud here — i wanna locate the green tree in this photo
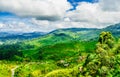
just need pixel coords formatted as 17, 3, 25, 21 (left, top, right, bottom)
98, 31, 114, 48
81, 32, 117, 76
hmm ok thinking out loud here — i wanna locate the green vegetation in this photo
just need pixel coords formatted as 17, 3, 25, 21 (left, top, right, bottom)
0, 61, 20, 77
0, 31, 120, 77
0, 43, 23, 60
0, 62, 11, 77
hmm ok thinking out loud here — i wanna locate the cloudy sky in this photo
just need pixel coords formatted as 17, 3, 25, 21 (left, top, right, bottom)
0, 0, 120, 32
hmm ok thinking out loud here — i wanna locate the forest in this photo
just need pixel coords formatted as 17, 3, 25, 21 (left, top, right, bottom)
0, 31, 120, 77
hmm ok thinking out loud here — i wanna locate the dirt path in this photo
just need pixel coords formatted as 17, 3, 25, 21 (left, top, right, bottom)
11, 66, 19, 77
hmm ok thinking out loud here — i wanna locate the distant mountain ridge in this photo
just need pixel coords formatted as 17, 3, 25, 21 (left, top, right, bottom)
0, 23, 120, 42
103, 23, 120, 37
47, 27, 100, 41
0, 31, 46, 41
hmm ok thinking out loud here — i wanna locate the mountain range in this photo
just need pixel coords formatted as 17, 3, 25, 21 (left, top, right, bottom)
0, 32, 46, 41
0, 23, 120, 43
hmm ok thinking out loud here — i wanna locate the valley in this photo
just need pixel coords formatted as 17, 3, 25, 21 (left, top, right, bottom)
0, 23, 120, 77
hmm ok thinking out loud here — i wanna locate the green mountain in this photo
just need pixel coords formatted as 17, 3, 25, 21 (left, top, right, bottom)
25, 28, 99, 45
1, 23, 120, 77
103, 23, 120, 38
1, 23, 120, 61
25, 23, 120, 46
13, 31, 120, 77
1, 23, 120, 45
48, 28, 100, 41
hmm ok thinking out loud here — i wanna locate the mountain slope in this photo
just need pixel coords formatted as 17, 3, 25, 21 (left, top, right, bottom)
21, 23, 120, 57
1, 23, 120, 45
104, 23, 120, 37
23, 28, 100, 49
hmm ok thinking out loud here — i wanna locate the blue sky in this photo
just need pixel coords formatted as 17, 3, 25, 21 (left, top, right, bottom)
68, 0, 98, 10
0, 0, 120, 32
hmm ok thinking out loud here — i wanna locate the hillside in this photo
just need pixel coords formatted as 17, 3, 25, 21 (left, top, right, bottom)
1, 23, 120, 77
103, 23, 120, 37
23, 23, 120, 46
14, 32, 120, 77
20, 23, 120, 50
0, 23, 120, 60
0, 23, 120, 44
7, 23, 119, 59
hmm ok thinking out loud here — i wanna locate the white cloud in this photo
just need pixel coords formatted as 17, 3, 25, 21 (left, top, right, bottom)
30, 18, 102, 32
0, 0, 71, 21
0, 0, 120, 32
66, 1, 120, 28
0, 23, 4, 28
0, 22, 34, 32
100, 0, 120, 11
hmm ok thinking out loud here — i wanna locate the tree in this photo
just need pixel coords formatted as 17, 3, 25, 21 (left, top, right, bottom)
80, 32, 117, 76
98, 31, 114, 48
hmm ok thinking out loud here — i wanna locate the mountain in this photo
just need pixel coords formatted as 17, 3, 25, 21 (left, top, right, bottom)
23, 28, 100, 50
23, 23, 120, 49
0, 31, 46, 41
1, 23, 120, 44
48, 28, 100, 41
103, 23, 120, 37
49, 23, 120, 41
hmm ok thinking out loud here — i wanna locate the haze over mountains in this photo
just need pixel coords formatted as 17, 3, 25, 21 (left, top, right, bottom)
0, 23, 120, 42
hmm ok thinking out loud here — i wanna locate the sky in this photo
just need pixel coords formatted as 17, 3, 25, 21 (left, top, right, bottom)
0, 0, 120, 32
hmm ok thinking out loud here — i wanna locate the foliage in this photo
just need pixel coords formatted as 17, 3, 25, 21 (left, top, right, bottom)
0, 43, 23, 60
37, 41, 96, 61
78, 31, 120, 76
44, 31, 120, 77
1, 31, 120, 77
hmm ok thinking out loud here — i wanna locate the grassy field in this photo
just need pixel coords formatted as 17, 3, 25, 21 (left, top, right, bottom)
0, 39, 96, 77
